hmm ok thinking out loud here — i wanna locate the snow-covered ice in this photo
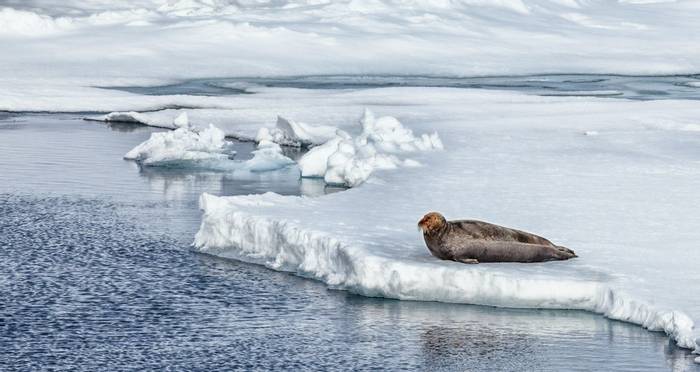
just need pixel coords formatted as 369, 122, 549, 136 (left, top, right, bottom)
190, 88, 700, 356
256, 116, 339, 147
244, 140, 296, 173
8, 77, 700, 354
3, 0, 700, 84
124, 124, 233, 166
172, 111, 190, 129
298, 137, 345, 179
95, 109, 266, 140
124, 121, 294, 172
3, 0, 700, 113
296, 109, 442, 187
3, 0, 700, 363
115, 105, 442, 187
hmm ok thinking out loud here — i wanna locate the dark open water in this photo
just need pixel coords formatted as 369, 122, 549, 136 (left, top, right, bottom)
1, 88, 699, 370
103, 74, 700, 101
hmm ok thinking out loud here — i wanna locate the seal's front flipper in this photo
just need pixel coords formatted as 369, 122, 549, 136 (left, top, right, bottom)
457, 258, 479, 264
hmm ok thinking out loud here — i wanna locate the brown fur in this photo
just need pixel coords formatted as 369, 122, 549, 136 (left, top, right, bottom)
418, 212, 576, 264
418, 212, 447, 235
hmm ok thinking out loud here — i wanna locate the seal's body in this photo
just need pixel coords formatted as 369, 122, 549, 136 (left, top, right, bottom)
418, 212, 576, 264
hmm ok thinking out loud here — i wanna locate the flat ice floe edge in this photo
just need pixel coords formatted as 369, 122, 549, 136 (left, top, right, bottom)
194, 193, 698, 354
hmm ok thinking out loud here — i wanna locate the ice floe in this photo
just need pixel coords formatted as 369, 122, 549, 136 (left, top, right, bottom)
244, 140, 296, 172
124, 123, 295, 172
256, 116, 339, 147
124, 124, 232, 166
4, 0, 700, 80
4, 0, 700, 363
297, 137, 345, 178
296, 110, 442, 187
182, 90, 700, 357
117, 106, 440, 185
173, 111, 190, 129
194, 192, 698, 353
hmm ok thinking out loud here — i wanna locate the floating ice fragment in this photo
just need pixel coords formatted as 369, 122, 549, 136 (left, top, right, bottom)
194, 192, 699, 354
358, 109, 443, 153
244, 140, 296, 172
256, 116, 339, 147
173, 111, 189, 129
298, 109, 442, 187
123, 121, 295, 172
124, 124, 232, 165
103, 111, 152, 125
298, 137, 344, 178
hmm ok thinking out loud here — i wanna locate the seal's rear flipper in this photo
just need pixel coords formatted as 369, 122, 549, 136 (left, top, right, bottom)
456, 258, 479, 264
555, 246, 577, 259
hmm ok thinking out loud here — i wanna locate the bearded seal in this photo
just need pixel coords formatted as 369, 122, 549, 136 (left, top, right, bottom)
418, 212, 576, 264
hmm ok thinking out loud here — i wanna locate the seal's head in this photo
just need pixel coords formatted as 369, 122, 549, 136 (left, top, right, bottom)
418, 212, 447, 235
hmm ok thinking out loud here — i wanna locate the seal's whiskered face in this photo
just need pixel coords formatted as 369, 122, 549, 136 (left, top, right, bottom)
418, 212, 446, 234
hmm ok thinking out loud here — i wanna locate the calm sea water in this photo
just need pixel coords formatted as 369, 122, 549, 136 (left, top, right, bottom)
102, 74, 700, 101
1, 112, 698, 371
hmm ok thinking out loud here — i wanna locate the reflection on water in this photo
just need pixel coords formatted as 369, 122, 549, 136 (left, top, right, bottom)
137, 165, 312, 200
279, 145, 308, 162
105, 120, 148, 133
414, 306, 698, 372
0, 114, 337, 200
1, 114, 698, 371
0, 111, 23, 123
99, 80, 251, 97
100, 74, 700, 101
421, 325, 542, 370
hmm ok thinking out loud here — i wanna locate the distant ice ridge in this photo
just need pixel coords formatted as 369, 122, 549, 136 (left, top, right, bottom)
94, 107, 343, 142
103, 111, 162, 127
295, 110, 442, 187
194, 192, 698, 354
0, 7, 74, 36
5, 0, 700, 78
96, 110, 261, 140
